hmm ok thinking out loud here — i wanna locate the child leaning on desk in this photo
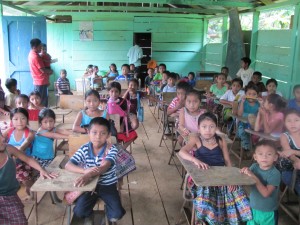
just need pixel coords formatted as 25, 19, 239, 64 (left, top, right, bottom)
241, 140, 281, 225
178, 112, 252, 224
0, 130, 56, 225
65, 117, 125, 223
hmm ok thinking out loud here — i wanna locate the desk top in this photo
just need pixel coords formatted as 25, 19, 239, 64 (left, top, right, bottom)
177, 154, 255, 186
52, 108, 72, 115
244, 129, 279, 142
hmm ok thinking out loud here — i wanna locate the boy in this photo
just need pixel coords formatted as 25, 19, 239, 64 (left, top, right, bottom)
57, 69, 73, 95
236, 57, 254, 87
160, 70, 170, 91
162, 72, 177, 93
5, 78, 20, 110
247, 71, 266, 94
153, 63, 166, 81
65, 117, 125, 223
221, 66, 232, 81
115, 64, 130, 81
288, 84, 300, 111
241, 140, 280, 225
15, 94, 29, 109
145, 68, 154, 94
187, 72, 196, 88
40, 44, 57, 69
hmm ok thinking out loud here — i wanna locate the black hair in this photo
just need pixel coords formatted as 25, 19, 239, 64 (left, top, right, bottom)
241, 57, 251, 66
86, 64, 93, 70
284, 108, 300, 120
266, 93, 287, 111
266, 78, 278, 87
29, 91, 41, 98
162, 71, 170, 77
221, 66, 229, 71
231, 78, 243, 87
30, 38, 42, 48
38, 108, 56, 124
130, 64, 135, 67
245, 84, 259, 94
88, 117, 111, 133
42, 43, 47, 48
186, 89, 201, 101
93, 65, 98, 69
159, 63, 166, 69
108, 81, 121, 93
16, 94, 29, 103
255, 140, 277, 153
168, 72, 177, 80
60, 69, 67, 74
85, 89, 100, 100
121, 64, 130, 70
252, 71, 262, 79
176, 81, 192, 92
5, 78, 17, 90
10, 107, 29, 122
129, 78, 139, 87
198, 112, 218, 126
217, 73, 226, 78
188, 72, 195, 79
293, 84, 300, 93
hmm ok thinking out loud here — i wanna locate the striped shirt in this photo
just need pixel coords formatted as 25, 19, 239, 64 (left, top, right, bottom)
57, 77, 70, 91
70, 142, 118, 185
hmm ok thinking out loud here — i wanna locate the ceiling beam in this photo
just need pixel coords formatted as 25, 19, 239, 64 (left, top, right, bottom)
259, 0, 273, 5
3, 0, 255, 8
18, 5, 226, 14
2, 2, 43, 16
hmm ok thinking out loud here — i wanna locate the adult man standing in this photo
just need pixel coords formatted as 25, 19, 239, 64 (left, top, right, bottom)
127, 41, 143, 76
28, 38, 53, 107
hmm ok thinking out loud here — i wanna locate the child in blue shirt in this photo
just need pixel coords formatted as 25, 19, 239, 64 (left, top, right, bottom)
65, 117, 125, 223
115, 64, 130, 81
162, 72, 177, 93
187, 72, 196, 88
288, 84, 300, 111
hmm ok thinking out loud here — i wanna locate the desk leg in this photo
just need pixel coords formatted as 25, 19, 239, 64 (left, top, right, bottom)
35, 192, 38, 225
62, 115, 65, 123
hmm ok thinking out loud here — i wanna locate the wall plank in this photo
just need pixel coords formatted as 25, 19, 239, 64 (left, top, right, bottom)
73, 31, 132, 41
152, 43, 201, 52
257, 30, 292, 47
152, 33, 202, 43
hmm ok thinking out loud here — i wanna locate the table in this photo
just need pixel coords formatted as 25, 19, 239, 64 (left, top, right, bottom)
52, 108, 72, 123
31, 155, 98, 225
245, 128, 279, 142
176, 154, 255, 186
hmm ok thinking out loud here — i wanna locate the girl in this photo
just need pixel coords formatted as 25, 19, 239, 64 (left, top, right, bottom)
0, 130, 56, 225
83, 64, 94, 79
91, 65, 103, 90
237, 85, 260, 156
178, 112, 252, 224
178, 90, 206, 146
31, 108, 70, 168
105, 63, 119, 83
279, 109, 300, 194
261, 78, 283, 99
28, 91, 45, 110
73, 90, 109, 134
254, 93, 286, 137
3, 108, 35, 199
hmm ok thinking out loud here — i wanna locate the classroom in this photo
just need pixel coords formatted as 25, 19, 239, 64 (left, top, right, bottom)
1, 0, 300, 224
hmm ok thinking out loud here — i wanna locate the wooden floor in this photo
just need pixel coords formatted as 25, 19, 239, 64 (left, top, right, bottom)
22, 93, 297, 225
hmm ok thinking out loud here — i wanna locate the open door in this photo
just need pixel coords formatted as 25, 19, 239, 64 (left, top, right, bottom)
2, 16, 46, 95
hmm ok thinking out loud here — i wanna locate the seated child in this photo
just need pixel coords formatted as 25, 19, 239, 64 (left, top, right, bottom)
237, 85, 260, 157
221, 66, 232, 81
159, 70, 169, 91
247, 71, 266, 94
28, 91, 45, 110
56, 69, 73, 95
153, 63, 166, 81
91, 65, 103, 90
5, 78, 20, 110
261, 78, 283, 99
73, 90, 108, 134
241, 140, 281, 225
187, 72, 196, 88
236, 57, 254, 87
288, 84, 300, 111
65, 117, 125, 223
0, 79, 9, 115
15, 94, 40, 121
145, 68, 154, 95
129, 63, 136, 79
104, 63, 119, 84
254, 93, 286, 138
115, 64, 130, 81
0, 131, 56, 224
82, 64, 94, 87
162, 72, 177, 93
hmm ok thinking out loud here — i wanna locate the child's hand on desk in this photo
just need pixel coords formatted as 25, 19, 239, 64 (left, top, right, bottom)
240, 167, 254, 178
192, 159, 209, 169
74, 174, 91, 187
84, 167, 100, 175
40, 170, 58, 179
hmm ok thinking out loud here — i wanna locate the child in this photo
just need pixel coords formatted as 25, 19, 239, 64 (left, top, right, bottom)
160, 70, 170, 91
162, 72, 177, 93
187, 72, 196, 88
153, 63, 166, 81
236, 57, 254, 87
254, 93, 286, 137
237, 85, 260, 156
65, 117, 125, 223
288, 84, 300, 111
28, 91, 45, 110
0, 130, 56, 224
179, 112, 252, 224
40, 44, 57, 69
115, 64, 130, 81
178, 90, 206, 145
91, 65, 103, 90
3, 108, 35, 199
104, 63, 119, 83
5, 78, 20, 110
0, 79, 9, 115
83, 64, 94, 79
31, 108, 70, 167
15, 94, 29, 109
167, 81, 191, 117
73, 89, 108, 134
278, 109, 300, 195
261, 78, 283, 99
56, 69, 72, 95
123, 79, 139, 130
221, 66, 232, 81
145, 68, 154, 95
241, 140, 281, 225
247, 71, 267, 94
129, 63, 136, 79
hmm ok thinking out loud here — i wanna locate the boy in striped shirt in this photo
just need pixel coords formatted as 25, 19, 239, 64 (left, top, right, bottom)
56, 69, 72, 95
65, 117, 125, 223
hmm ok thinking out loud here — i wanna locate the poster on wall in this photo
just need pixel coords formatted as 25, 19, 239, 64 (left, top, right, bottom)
79, 21, 93, 41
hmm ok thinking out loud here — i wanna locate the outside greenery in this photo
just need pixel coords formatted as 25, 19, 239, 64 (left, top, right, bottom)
259, 7, 294, 30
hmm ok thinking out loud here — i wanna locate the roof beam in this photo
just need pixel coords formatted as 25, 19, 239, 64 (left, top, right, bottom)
2, 2, 43, 16
18, 5, 226, 14
3, 0, 255, 8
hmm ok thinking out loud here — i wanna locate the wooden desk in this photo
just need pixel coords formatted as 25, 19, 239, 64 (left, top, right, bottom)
231, 114, 248, 123
244, 129, 279, 142
52, 108, 72, 123
176, 154, 255, 186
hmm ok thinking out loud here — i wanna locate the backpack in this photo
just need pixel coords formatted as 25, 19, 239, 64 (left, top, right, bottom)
7, 127, 33, 155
